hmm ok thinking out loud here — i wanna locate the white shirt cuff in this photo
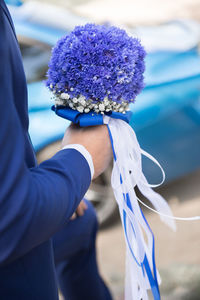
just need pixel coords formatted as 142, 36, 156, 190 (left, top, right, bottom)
62, 144, 94, 179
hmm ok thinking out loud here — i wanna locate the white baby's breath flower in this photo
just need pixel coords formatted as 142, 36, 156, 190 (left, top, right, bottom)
73, 98, 78, 103
99, 103, 105, 111
77, 106, 84, 113
55, 98, 65, 105
61, 93, 70, 100
80, 99, 86, 106
69, 103, 74, 108
84, 108, 90, 113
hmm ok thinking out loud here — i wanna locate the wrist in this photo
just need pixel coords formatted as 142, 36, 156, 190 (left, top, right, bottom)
62, 144, 94, 179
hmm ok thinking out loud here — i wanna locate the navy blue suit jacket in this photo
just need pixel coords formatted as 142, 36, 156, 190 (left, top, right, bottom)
0, 1, 91, 298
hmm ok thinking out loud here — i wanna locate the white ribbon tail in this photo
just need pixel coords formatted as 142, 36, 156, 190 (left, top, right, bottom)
103, 116, 200, 300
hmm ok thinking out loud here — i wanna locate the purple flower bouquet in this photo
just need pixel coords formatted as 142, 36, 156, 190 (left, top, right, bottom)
46, 24, 145, 115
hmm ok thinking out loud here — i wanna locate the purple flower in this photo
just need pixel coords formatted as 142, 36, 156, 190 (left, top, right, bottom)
46, 23, 146, 104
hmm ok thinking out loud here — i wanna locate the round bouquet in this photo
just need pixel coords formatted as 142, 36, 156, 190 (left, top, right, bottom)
46, 24, 176, 300
46, 24, 145, 121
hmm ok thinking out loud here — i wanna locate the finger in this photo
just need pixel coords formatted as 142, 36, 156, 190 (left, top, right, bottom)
76, 205, 84, 216
70, 212, 77, 220
76, 201, 88, 216
82, 200, 88, 210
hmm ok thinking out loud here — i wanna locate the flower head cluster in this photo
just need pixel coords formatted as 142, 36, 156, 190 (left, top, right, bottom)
46, 23, 146, 113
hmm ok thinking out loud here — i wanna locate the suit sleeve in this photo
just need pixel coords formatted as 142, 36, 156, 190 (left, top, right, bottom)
0, 4, 91, 265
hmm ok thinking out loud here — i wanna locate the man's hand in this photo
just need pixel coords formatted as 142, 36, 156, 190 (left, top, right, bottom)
62, 124, 112, 179
70, 200, 88, 220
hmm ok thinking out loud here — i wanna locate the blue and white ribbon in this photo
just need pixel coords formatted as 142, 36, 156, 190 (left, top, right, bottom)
103, 116, 174, 300
103, 116, 200, 299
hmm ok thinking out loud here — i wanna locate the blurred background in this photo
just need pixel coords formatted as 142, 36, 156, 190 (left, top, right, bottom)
6, 0, 200, 299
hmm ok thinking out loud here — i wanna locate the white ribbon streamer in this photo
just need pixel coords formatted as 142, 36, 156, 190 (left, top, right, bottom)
103, 116, 200, 299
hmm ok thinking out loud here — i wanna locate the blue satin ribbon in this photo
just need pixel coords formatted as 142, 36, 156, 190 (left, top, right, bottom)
123, 193, 160, 300
52, 105, 132, 126
107, 123, 161, 300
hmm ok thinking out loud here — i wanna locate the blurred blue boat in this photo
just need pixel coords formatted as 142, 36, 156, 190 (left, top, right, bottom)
7, 1, 200, 184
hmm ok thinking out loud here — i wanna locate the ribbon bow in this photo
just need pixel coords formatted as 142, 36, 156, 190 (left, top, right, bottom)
52, 105, 132, 126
